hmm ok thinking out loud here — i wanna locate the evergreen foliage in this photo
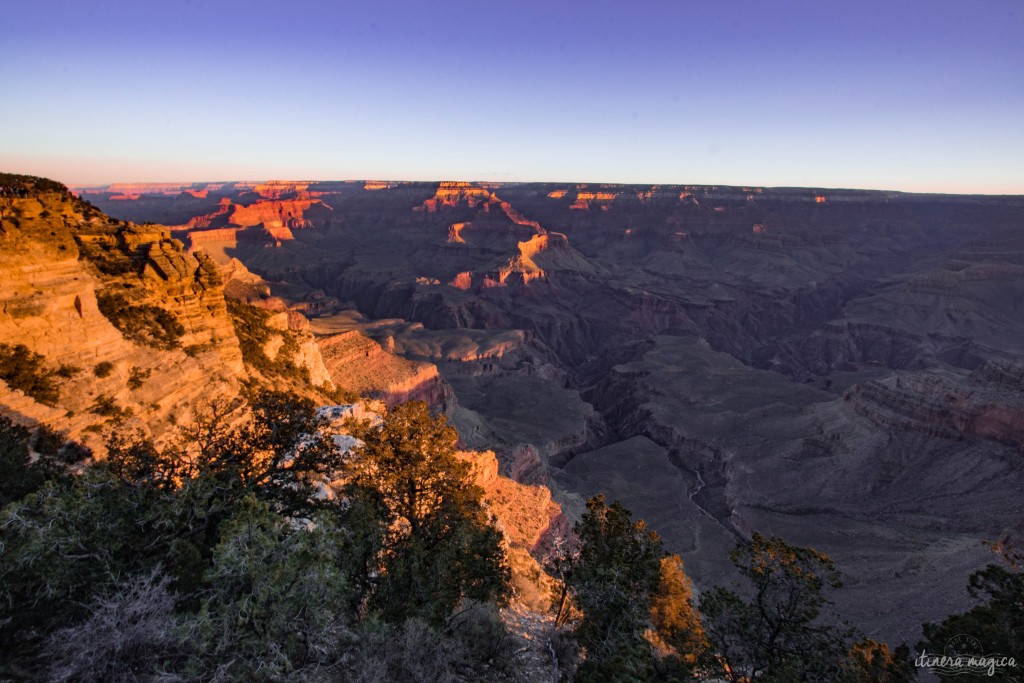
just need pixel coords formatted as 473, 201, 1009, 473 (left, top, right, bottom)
0, 342, 61, 405
649, 554, 709, 677
96, 291, 186, 350
919, 546, 1024, 681
0, 416, 85, 507
552, 495, 668, 681
0, 392, 513, 681
700, 533, 876, 682
226, 298, 311, 382
346, 401, 510, 624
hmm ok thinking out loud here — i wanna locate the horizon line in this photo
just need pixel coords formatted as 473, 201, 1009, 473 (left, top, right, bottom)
58, 177, 1024, 198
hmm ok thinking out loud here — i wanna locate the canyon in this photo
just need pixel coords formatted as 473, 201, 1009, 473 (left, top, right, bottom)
47, 178, 1024, 644
0, 174, 562, 611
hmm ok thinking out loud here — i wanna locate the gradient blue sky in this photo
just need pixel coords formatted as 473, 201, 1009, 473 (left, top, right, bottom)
1, 0, 1021, 192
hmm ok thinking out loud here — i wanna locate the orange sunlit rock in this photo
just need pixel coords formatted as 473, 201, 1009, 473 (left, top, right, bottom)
252, 181, 310, 199
263, 225, 295, 242
414, 181, 496, 212
104, 183, 196, 196
447, 222, 469, 243
570, 191, 617, 210
364, 181, 396, 191
180, 196, 331, 238
185, 201, 233, 229
547, 190, 568, 199
456, 449, 563, 551
500, 202, 545, 232
815, 195, 827, 204
450, 271, 473, 289
186, 227, 239, 248
229, 199, 328, 229
317, 331, 449, 407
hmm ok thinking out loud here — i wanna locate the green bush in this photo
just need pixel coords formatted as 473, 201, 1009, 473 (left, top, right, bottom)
0, 392, 514, 680
127, 367, 150, 390
0, 343, 60, 405
93, 361, 114, 378
56, 364, 81, 378
96, 292, 185, 350
91, 395, 133, 421
226, 298, 311, 382
0, 416, 87, 507
74, 238, 137, 277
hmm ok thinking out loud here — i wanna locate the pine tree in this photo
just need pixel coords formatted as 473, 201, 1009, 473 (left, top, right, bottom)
554, 495, 664, 681
346, 401, 509, 624
700, 533, 854, 682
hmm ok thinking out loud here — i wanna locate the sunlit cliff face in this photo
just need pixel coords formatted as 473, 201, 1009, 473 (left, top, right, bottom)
414, 182, 497, 213
228, 198, 327, 229
447, 222, 469, 243
450, 271, 473, 290
182, 197, 330, 233
569, 191, 616, 210
252, 181, 310, 200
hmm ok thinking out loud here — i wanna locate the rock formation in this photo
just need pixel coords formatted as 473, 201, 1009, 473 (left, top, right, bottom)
1, 175, 245, 452
315, 329, 452, 407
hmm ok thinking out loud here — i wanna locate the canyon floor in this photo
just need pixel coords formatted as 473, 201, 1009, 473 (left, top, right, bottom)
80, 179, 1024, 645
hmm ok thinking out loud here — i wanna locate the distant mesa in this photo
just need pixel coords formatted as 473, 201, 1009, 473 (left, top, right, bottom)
569, 190, 617, 210
364, 181, 398, 191
414, 181, 497, 213
177, 194, 333, 252
250, 181, 310, 199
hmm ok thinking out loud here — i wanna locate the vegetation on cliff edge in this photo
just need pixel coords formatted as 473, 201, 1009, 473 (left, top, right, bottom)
0, 343, 61, 406
0, 393, 512, 681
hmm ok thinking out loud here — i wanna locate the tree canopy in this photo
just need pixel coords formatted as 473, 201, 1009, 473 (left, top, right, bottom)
0, 392, 513, 681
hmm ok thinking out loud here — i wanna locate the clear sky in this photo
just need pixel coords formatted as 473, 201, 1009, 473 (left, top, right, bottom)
1, 0, 1022, 193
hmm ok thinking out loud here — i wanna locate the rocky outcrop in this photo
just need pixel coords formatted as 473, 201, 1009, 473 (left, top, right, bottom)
458, 449, 563, 553
0, 176, 246, 451
569, 190, 616, 210
457, 448, 563, 609
414, 182, 496, 213
292, 335, 334, 388
177, 196, 333, 250
228, 197, 330, 230
317, 330, 452, 408
847, 362, 1024, 450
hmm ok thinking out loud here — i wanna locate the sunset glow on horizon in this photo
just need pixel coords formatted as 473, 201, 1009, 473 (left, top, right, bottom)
2, 0, 1022, 194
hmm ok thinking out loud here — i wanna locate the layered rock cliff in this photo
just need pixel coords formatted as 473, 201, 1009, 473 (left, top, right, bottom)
0, 174, 245, 451
316, 329, 452, 408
